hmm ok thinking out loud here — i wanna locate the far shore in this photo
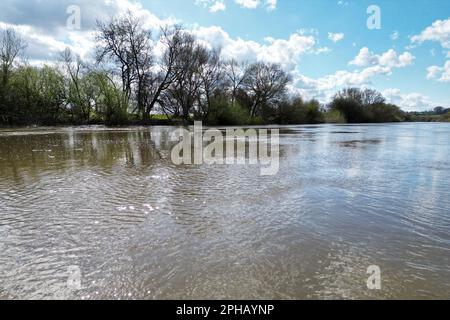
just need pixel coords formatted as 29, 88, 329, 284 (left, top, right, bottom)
1, 119, 450, 131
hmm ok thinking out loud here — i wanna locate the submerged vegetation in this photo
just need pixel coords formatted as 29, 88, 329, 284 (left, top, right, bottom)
0, 14, 447, 127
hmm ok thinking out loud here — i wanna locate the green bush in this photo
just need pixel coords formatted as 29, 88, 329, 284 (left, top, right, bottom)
304, 99, 323, 123
221, 103, 252, 126
329, 97, 369, 123
365, 103, 406, 122
206, 98, 251, 126
8, 65, 66, 125
324, 109, 346, 123
329, 88, 407, 123
91, 72, 129, 125
277, 97, 324, 124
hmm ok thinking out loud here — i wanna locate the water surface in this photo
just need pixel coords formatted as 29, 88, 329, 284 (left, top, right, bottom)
0, 123, 449, 299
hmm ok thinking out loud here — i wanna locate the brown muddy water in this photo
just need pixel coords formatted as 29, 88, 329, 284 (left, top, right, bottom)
0, 123, 449, 299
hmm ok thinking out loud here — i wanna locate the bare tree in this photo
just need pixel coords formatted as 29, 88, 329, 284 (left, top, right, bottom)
166, 32, 209, 121
336, 88, 385, 106
96, 12, 153, 116
60, 48, 97, 122
244, 62, 291, 117
144, 25, 185, 118
362, 88, 385, 106
197, 48, 224, 119
224, 59, 249, 106
0, 28, 27, 86
335, 88, 363, 103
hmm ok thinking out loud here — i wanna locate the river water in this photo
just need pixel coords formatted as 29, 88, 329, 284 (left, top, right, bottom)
0, 123, 449, 299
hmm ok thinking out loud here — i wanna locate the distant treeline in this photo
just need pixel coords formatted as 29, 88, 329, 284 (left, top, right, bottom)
406, 107, 450, 122
0, 13, 448, 126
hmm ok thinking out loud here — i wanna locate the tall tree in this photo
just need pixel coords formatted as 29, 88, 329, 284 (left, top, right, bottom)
144, 26, 185, 118
244, 62, 291, 117
60, 48, 94, 122
197, 48, 224, 120
224, 59, 249, 107
166, 32, 209, 121
335, 88, 385, 107
0, 29, 26, 86
0, 28, 27, 123
96, 12, 153, 117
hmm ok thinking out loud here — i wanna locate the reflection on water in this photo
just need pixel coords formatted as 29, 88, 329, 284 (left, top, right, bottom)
0, 123, 450, 299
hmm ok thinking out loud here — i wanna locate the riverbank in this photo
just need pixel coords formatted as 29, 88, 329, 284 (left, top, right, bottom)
1, 117, 449, 129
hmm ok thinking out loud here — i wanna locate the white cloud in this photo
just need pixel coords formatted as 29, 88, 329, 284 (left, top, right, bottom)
379, 50, 416, 68
288, 47, 416, 106
290, 48, 417, 106
210, 1, 226, 12
193, 25, 317, 70
349, 47, 375, 66
411, 17, 450, 49
427, 61, 450, 82
196, 0, 226, 12
328, 32, 344, 43
315, 47, 332, 54
0, 21, 95, 62
200, 0, 278, 13
382, 88, 439, 112
295, 66, 391, 92
349, 47, 415, 68
0, 0, 314, 69
235, 0, 260, 9
287, 64, 395, 103
222, 0, 276, 11
0, 0, 177, 63
427, 65, 441, 79
266, 0, 277, 11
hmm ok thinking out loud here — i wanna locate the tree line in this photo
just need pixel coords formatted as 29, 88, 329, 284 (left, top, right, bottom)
0, 13, 438, 126
407, 107, 450, 122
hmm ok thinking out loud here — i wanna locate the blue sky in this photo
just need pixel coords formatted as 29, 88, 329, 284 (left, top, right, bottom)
0, 0, 449, 110
145, 0, 450, 109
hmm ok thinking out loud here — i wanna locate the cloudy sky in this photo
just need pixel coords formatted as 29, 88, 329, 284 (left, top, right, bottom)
0, 0, 449, 111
